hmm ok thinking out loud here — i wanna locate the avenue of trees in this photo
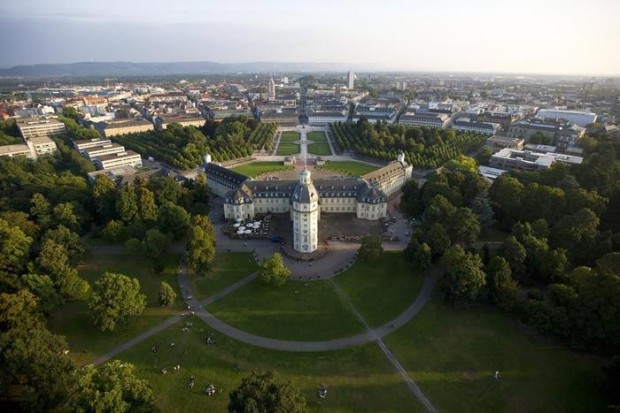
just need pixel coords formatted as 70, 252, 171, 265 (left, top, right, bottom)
109, 117, 277, 169
403, 135, 620, 355
329, 120, 487, 168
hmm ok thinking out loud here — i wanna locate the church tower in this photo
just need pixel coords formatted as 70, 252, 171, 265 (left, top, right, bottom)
292, 168, 319, 253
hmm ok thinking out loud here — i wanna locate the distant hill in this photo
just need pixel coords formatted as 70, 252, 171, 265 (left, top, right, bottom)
0, 61, 371, 77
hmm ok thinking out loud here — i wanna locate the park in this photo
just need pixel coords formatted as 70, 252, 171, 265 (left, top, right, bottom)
48, 242, 604, 412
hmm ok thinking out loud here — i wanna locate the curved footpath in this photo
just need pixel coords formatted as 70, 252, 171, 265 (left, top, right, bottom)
178, 262, 436, 352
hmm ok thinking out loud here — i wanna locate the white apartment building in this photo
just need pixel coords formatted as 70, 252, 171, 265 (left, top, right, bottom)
17, 117, 66, 139
94, 151, 143, 170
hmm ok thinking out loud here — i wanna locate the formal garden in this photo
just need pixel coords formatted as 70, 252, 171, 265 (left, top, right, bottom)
306, 131, 332, 156
276, 131, 301, 155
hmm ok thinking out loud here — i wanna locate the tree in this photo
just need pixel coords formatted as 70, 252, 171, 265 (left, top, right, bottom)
186, 215, 216, 274
158, 281, 176, 307
37, 238, 89, 299
22, 274, 62, 314
503, 236, 526, 279
74, 360, 157, 413
0, 290, 45, 332
358, 234, 383, 261
157, 202, 190, 240
259, 253, 291, 287
30, 193, 53, 230
42, 225, 85, 265
89, 273, 146, 332
424, 195, 456, 225
399, 180, 420, 216
52, 202, 80, 232
138, 187, 158, 222
228, 370, 306, 413
488, 176, 523, 228
439, 245, 486, 306
445, 155, 478, 174
141, 229, 170, 261
101, 220, 127, 242
0, 327, 77, 411
116, 184, 139, 223
0, 218, 32, 291
470, 194, 495, 228
92, 175, 117, 222
486, 256, 518, 310
423, 223, 451, 259
447, 207, 480, 244
124, 238, 143, 255
405, 239, 432, 270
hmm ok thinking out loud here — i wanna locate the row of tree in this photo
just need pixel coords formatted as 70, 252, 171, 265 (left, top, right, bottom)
330, 120, 488, 168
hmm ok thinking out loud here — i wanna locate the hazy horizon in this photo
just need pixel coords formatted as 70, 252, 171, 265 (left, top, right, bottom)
2, 0, 619, 76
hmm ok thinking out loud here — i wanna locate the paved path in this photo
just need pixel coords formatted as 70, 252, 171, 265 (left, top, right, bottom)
181, 263, 436, 352
92, 314, 183, 366
330, 279, 437, 413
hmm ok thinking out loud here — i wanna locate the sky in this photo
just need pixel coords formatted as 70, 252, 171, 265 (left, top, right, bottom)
1, 0, 619, 75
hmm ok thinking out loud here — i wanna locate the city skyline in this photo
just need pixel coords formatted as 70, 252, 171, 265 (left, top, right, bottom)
1, 0, 620, 76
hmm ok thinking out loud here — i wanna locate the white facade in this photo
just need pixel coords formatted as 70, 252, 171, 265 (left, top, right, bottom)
82, 143, 126, 161
94, 151, 143, 170
536, 109, 597, 127
29, 136, 58, 155
292, 169, 319, 253
17, 117, 66, 139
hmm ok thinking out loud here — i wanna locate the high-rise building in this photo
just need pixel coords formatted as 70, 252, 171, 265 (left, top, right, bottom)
347, 71, 355, 89
268, 78, 276, 100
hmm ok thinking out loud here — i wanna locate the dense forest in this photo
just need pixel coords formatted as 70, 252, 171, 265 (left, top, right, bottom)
401, 133, 620, 402
330, 120, 487, 168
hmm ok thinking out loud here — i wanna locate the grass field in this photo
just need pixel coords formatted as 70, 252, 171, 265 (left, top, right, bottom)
307, 131, 332, 156
334, 252, 423, 327
74, 251, 608, 412
118, 324, 421, 413
207, 278, 366, 341
231, 162, 294, 177
206, 253, 422, 341
276, 131, 300, 156
383, 295, 606, 413
316, 161, 379, 177
48, 252, 184, 366
189, 252, 259, 301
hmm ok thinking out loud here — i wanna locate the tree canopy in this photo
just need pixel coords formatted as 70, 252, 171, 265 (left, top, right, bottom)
228, 370, 306, 413
89, 273, 146, 332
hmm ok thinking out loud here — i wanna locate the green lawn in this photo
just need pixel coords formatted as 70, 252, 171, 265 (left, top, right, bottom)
277, 131, 301, 156
189, 252, 259, 301
383, 294, 606, 413
206, 253, 425, 341
117, 323, 421, 413
48, 252, 184, 366
335, 252, 423, 327
280, 131, 301, 143
317, 161, 379, 177
308, 142, 332, 156
231, 162, 294, 178
207, 279, 366, 341
307, 131, 328, 142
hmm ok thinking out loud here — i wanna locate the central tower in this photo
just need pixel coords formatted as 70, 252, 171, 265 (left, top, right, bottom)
292, 168, 319, 253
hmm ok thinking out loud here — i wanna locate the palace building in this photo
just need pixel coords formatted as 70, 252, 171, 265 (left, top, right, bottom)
205, 154, 413, 253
